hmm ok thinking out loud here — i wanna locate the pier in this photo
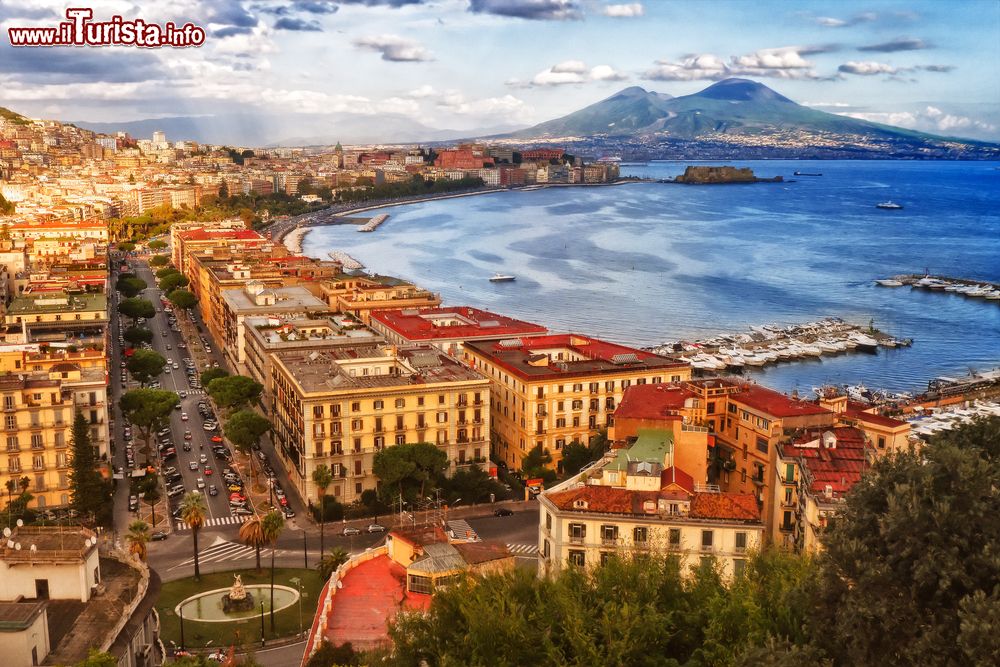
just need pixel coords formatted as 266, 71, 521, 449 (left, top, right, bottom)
648, 317, 911, 373
328, 251, 365, 271
357, 213, 389, 232
875, 274, 1000, 302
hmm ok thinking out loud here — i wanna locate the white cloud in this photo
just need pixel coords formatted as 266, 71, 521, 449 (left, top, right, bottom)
645, 47, 826, 81
406, 85, 438, 98
353, 34, 434, 62
802, 101, 854, 108
528, 60, 629, 86
838, 61, 898, 76
839, 106, 996, 136
377, 96, 421, 116
435, 90, 534, 122
603, 3, 644, 18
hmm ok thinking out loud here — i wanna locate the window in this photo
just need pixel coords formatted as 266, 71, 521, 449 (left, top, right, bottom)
735, 532, 747, 553
701, 530, 714, 551
354, 460, 362, 475
395, 434, 405, 445
568, 523, 586, 541
394, 398, 405, 409
542, 539, 550, 559
373, 400, 384, 410
5, 415, 16, 430
30, 434, 43, 449
408, 574, 433, 595
571, 400, 583, 410
313, 406, 324, 418
668, 528, 681, 547
600, 552, 613, 566
351, 402, 361, 412
351, 419, 363, 431
877, 436, 886, 449
733, 558, 746, 577
6, 436, 17, 451
374, 436, 384, 450
756, 437, 769, 454
33, 455, 44, 470
605, 397, 615, 410
784, 463, 795, 483
2, 395, 13, 409
417, 397, 425, 407
545, 512, 552, 531
633, 526, 648, 544
568, 550, 585, 567
438, 394, 446, 404
436, 412, 448, 423
707, 401, 716, 414
600, 525, 618, 544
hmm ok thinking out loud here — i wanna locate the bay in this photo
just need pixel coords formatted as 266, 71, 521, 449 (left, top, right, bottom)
301, 160, 1000, 394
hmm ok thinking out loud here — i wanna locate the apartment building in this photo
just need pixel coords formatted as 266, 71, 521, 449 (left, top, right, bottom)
268, 344, 490, 506
537, 430, 763, 579
169, 224, 269, 276
319, 274, 441, 324
463, 334, 690, 471
2, 291, 107, 347
1, 363, 109, 510
368, 306, 547, 361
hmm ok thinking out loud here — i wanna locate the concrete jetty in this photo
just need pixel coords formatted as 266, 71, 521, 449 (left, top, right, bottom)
329, 251, 365, 271
357, 214, 389, 232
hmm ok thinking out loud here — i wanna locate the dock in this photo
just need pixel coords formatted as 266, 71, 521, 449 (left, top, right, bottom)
875, 274, 1000, 302
357, 214, 389, 232
647, 317, 911, 373
328, 251, 365, 271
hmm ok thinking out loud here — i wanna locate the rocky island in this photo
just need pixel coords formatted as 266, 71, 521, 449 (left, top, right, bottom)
669, 165, 783, 184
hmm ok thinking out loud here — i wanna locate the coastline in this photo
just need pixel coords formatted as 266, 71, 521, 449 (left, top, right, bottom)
274, 179, 642, 249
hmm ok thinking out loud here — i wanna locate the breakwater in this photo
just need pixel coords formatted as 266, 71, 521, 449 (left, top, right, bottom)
328, 251, 364, 271
357, 214, 389, 232
876, 274, 1000, 302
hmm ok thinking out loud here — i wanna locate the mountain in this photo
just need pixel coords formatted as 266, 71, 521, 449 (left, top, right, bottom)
71, 113, 525, 147
503, 78, 1000, 158
0, 107, 29, 125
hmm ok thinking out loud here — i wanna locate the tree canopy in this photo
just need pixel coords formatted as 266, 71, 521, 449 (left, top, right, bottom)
120, 389, 178, 461
373, 442, 448, 502
126, 349, 166, 385
223, 410, 272, 454
156, 266, 180, 280
200, 368, 229, 387
122, 326, 153, 347
149, 254, 170, 267
159, 272, 189, 294
118, 297, 155, 321
69, 412, 111, 524
521, 444, 556, 483
207, 375, 262, 411
147, 239, 167, 250
168, 289, 197, 311
115, 274, 147, 298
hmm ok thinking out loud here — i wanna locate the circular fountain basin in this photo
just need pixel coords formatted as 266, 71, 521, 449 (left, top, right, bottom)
175, 585, 299, 622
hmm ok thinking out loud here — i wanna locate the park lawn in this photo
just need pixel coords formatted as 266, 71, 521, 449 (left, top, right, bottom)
156, 567, 323, 651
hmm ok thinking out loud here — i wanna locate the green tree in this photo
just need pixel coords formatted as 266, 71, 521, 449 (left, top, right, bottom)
126, 348, 166, 386
168, 289, 198, 312
200, 368, 229, 387
68, 412, 108, 523
147, 239, 167, 250
0, 192, 15, 215
149, 254, 169, 267
180, 492, 207, 580
560, 440, 592, 476
521, 444, 556, 483
119, 389, 178, 462
409, 442, 449, 499
137, 473, 161, 528
239, 514, 266, 573
372, 446, 417, 501
116, 275, 147, 298
317, 548, 350, 583
156, 267, 180, 280
118, 297, 155, 321
208, 375, 263, 411
117, 241, 136, 253
223, 410, 271, 487
159, 272, 189, 294
305, 640, 360, 667
74, 649, 118, 667
811, 417, 1000, 667
126, 519, 150, 561
219, 181, 229, 198
122, 326, 153, 347
261, 509, 285, 632
312, 464, 334, 556
440, 467, 505, 505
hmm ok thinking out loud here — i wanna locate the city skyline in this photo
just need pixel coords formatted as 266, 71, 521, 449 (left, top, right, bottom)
0, 0, 998, 141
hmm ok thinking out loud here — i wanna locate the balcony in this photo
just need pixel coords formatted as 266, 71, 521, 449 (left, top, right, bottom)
601, 537, 618, 547
568, 535, 585, 545
779, 522, 795, 533
536, 407, 547, 417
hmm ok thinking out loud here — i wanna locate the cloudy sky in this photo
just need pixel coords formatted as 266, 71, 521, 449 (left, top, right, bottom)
1, 0, 998, 140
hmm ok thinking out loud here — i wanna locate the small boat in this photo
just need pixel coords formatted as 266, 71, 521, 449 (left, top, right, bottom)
876, 201, 903, 210
849, 332, 879, 352
875, 279, 904, 287
793, 171, 822, 176
489, 273, 516, 283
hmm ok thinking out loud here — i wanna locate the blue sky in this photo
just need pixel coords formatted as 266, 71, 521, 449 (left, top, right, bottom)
1, 0, 998, 139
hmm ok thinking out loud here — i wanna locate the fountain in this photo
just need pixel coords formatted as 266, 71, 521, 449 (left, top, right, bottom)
221, 574, 255, 613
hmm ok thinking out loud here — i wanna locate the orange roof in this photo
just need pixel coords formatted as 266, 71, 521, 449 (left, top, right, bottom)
370, 306, 546, 342
731, 383, 832, 418
177, 229, 264, 242
615, 383, 697, 420
845, 403, 908, 428
689, 492, 760, 521
787, 427, 868, 497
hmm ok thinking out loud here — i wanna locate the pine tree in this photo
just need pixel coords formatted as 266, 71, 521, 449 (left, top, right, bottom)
68, 412, 105, 521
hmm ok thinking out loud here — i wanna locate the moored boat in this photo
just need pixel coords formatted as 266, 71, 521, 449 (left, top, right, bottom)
489, 273, 516, 282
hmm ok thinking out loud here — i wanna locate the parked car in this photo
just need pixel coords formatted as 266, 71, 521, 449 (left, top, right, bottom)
282, 508, 296, 518
208, 485, 218, 496
232, 507, 253, 516
366, 523, 387, 533
181, 412, 189, 421
196, 478, 205, 489
342, 526, 361, 536
494, 508, 514, 517
150, 531, 168, 541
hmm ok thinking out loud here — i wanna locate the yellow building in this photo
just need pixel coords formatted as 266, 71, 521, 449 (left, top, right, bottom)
319, 274, 442, 325
1, 291, 107, 347
1, 362, 109, 510
268, 344, 490, 506
463, 334, 690, 472
537, 431, 763, 579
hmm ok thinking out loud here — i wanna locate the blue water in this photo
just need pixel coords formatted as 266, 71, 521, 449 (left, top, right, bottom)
302, 160, 1000, 394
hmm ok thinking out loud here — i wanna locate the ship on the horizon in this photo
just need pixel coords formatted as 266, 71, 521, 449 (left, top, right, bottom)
876, 201, 904, 210
489, 272, 516, 283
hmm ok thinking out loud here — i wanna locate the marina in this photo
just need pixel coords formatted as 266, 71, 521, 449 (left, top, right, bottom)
875, 274, 1000, 302
647, 317, 912, 372
907, 399, 1000, 440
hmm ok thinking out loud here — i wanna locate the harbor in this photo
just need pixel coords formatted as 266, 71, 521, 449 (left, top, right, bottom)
875, 274, 1000, 302
647, 317, 912, 373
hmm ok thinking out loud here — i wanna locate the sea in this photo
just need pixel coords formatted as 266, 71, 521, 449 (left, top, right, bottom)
301, 160, 1000, 395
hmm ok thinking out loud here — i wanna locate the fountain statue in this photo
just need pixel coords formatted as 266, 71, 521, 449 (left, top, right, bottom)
222, 574, 255, 613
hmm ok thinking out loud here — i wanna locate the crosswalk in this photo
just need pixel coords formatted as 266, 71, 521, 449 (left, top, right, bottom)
175, 515, 246, 531
180, 389, 206, 396
506, 543, 539, 556
170, 536, 290, 569
447, 519, 478, 541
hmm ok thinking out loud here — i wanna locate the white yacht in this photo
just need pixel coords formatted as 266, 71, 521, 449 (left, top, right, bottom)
489, 273, 516, 283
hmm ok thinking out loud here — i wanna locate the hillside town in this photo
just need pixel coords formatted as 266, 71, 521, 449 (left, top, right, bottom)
0, 109, 995, 667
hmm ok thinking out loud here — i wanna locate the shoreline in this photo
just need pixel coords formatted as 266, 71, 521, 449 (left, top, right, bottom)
272, 179, 643, 248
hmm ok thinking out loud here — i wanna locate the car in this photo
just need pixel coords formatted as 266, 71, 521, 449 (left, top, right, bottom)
162, 452, 177, 461
203, 423, 218, 431
227, 483, 243, 493
128, 495, 139, 511
161, 331, 168, 337
283, 508, 296, 519
196, 478, 205, 489
199, 454, 208, 464
162, 466, 177, 476
166, 473, 182, 484
494, 508, 514, 517
150, 531, 168, 541
178, 342, 186, 348
366, 523, 386, 533
149, 382, 161, 388
208, 484, 218, 496
181, 412, 188, 421
342, 526, 362, 536
189, 461, 199, 470
172, 362, 179, 369
232, 507, 253, 516
184, 431, 192, 440
172, 508, 184, 519
204, 466, 213, 476
174, 403, 182, 410
164, 366, 172, 373
211, 436, 223, 444
167, 486, 184, 498
177, 390, 185, 397
182, 443, 192, 451
157, 428, 171, 437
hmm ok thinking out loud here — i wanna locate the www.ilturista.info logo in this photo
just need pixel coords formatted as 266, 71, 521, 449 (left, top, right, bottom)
8, 8, 206, 48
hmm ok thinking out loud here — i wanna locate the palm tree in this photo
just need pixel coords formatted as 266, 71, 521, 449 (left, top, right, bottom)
312, 464, 334, 558
239, 514, 266, 574
180, 492, 207, 580
317, 548, 350, 582
126, 520, 150, 561
261, 509, 285, 632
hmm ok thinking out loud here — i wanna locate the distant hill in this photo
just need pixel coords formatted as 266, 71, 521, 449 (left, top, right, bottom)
501, 78, 999, 158
0, 107, 29, 125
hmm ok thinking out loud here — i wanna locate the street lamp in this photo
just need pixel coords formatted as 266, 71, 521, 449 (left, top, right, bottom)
259, 600, 265, 647
290, 576, 303, 637
179, 605, 185, 650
